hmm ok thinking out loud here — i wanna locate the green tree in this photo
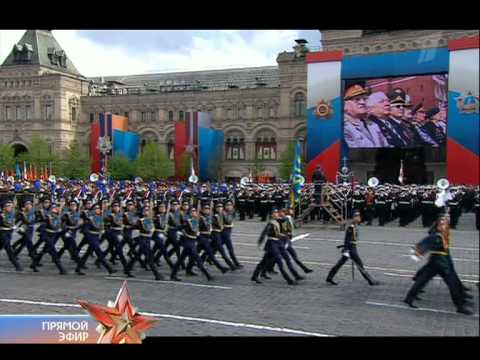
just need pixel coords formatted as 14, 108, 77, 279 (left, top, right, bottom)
58, 142, 90, 179
252, 157, 266, 179
279, 141, 296, 181
177, 151, 192, 180
134, 141, 174, 180
109, 154, 135, 180
0, 144, 16, 173
19, 136, 58, 171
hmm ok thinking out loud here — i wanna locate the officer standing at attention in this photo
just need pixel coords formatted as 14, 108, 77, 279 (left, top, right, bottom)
326, 210, 380, 286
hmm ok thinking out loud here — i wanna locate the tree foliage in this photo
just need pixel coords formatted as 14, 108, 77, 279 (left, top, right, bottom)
177, 151, 192, 179
109, 154, 135, 180
134, 141, 174, 180
58, 142, 90, 179
0, 144, 16, 172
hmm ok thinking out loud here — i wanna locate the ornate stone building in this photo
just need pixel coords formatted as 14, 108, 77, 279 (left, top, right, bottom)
1, 29, 478, 180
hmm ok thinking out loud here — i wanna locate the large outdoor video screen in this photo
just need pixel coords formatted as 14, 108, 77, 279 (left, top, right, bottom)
343, 74, 448, 149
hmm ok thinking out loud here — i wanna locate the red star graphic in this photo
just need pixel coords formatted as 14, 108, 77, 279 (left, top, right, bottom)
77, 281, 158, 344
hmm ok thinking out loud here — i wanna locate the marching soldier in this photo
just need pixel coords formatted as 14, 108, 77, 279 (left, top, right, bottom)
0, 201, 23, 271
222, 200, 243, 269
152, 202, 173, 268
165, 200, 184, 266
326, 210, 380, 286
57, 200, 82, 265
32, 204, 67, 274
194, 204, 229, 274
447, 192, 462, 229
251, 208, 297, 285
104, 201, 133, 277
75, 204, 116, 275
170, 207, 213, 282
13, 200, 38, 264
127, 205, 163, 280
246, 191, 255, 219
208, 202, 236, 271
404, 216, 473, 315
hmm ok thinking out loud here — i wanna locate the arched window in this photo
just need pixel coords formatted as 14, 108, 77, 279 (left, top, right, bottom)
140, 131, 158, 153
295, 128, 307, 159
255, 130, 277, 160
294, 92, 305, 117
225, 131, 246, 160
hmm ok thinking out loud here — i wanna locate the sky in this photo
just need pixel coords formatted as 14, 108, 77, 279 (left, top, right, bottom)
0, 30, 321, 77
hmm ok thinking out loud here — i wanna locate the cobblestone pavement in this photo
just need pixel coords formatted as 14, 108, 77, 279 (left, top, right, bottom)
0, 220, 478, 337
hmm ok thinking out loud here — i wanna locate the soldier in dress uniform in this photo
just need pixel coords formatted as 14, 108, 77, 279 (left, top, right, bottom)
104, 201, 133, 277
151, 202, 173, 269
251, 208, 298, 285
207, 202, 236, 271
404, 216, 473, 315
236, 190, 247, 221
127, 205, 163, 280
423, 108, 446, 146
75, 204, 116, 276
170, 207, 213, 282
32, 204, 67, 275
386, 88, 414, 147
194, 203, 229, 274
0, 201, 23, 271
474, 192, 480, 231
57, 200, 82, 265
222, 200, 243, 269
397, 191, 412, 227
363, 188, 375, 225
13, 200, 38, 264
165, 200, 184, 267
326, 210, 380, 286
259, 192, 268, 222
246, 191, 255, 219
421, 191, 435, 227
447, 191, 462, 229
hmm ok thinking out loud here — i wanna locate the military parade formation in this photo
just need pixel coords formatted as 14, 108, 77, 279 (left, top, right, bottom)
0, 174, 478, 316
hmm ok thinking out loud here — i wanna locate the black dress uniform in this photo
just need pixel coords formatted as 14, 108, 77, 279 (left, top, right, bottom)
326, 211, 379, 286
236, 192, 247, 221
404, 226, 473, 315
447, 193, 461, 229
474, 194, 480, 231
246, 192, 255, 219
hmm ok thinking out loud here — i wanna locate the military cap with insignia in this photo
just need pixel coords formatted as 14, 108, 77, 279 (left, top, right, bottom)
202, 204, 211, 210
111, 201, 120, 207
426, 107, 440, 119
344, 84, 368, 101
387, 88, 406, 104
215, 202, 223, 208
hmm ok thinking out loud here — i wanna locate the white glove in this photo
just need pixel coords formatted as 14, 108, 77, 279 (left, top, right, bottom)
342, 251, 350, 258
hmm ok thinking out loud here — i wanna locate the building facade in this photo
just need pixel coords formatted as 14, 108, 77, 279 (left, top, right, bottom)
1, 29, 478, 181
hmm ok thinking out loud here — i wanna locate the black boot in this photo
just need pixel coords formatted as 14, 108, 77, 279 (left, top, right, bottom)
186, 270, 198, 276
326, 278, 338, 285
251, 276, 262, 284
403, 297, 418, 308
456, 307, 474, 315
170, 274, 181, 282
